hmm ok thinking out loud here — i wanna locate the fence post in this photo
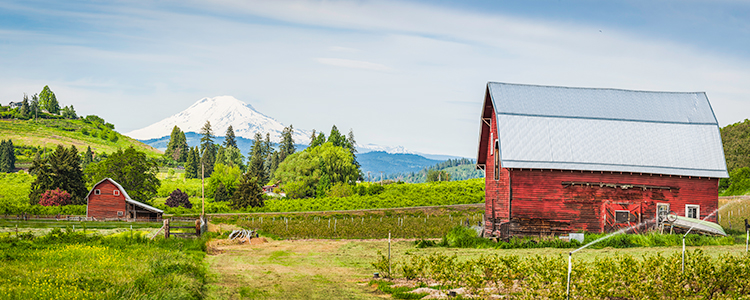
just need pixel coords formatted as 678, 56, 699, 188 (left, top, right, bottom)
164, 219, 170, 239
195, 219, 201, 237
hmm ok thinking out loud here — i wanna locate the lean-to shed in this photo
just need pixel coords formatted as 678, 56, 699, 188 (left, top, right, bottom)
476, 82, 728, 237
86, 178, 163, 221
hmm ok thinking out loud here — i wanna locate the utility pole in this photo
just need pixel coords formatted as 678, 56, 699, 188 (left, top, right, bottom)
201, 162, 205, 218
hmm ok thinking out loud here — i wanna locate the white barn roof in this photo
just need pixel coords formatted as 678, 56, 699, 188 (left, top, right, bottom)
485, 82, 728, 178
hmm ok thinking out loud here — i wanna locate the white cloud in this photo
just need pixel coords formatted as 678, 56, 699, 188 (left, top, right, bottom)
2, 0, 750, 157
315, 58, 391, 71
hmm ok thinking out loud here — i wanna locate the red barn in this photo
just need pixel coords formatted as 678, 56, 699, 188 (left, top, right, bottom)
476, 82, 728, 237
86, 178, 163, 221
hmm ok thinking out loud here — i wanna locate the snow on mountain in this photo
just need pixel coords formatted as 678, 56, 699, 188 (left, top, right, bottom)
125, 96, 311, 143
357, 143, 416, 154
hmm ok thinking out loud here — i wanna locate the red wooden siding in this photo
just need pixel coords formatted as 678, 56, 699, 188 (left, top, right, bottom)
87, 181, 127, 219
507, 169, 719, 234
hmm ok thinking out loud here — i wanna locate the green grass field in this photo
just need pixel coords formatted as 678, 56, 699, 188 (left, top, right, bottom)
0, 119, 161, 162
0, 228, 208, 299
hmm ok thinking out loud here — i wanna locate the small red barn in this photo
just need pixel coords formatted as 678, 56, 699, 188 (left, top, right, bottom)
477, 82, 728, 237
86, 178, 163, 221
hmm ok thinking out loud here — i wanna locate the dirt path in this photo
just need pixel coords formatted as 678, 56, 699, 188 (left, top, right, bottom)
204, 238, 387, 300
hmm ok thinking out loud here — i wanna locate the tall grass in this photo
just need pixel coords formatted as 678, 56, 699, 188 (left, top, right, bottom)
0, 228, 209, 299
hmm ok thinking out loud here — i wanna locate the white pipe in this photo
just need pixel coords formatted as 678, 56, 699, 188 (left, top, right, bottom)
566, 252, 572, 300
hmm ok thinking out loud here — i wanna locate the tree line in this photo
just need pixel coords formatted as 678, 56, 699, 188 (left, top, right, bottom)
1, 85, 78, 120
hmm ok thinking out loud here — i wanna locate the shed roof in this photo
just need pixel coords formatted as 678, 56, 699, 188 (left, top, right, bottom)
480, 82, 728, 178
86, 178, 163, 213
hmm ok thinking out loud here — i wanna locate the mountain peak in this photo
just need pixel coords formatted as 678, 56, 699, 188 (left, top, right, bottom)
125, 96, 310, 143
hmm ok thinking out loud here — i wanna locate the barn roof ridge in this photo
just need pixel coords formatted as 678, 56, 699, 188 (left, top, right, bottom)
481, 82, 729, 178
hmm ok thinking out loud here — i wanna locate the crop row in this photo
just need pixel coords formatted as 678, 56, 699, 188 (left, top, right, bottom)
221, 210, 484, 239
372, 250, 750, 299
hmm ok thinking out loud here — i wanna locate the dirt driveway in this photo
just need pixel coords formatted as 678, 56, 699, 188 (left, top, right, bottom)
204, 237, 389, 299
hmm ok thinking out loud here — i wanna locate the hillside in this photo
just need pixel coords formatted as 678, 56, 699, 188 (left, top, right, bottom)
0, 119, 162, 163
383, 158, 484, 183
721, 119, 750, 173
356, 151, 442, 178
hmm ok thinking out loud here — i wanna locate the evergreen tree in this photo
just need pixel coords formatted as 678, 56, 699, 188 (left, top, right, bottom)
215, 146, 226, 166
230, 172, 264, 209
218, 146, 245, 171
82, 146, 94, 168
280, 125, 295, 161
29, 145, 87, 205
223, 125, 237, 149
309, 129, 317, 147
185, 147, 199, 179
18, 94, 30, 118
214, 182, 230, 202
39, 85, 60, 114
248, 132, 267, 184
165, 126, 189, 162
30, 93, 39, 120
346, 128, 360, 173
199, 121, 216, 177
0, 139, 15, 172
311, 132, 326, 148
328, 125, 346, 147
61, 105, 77, 119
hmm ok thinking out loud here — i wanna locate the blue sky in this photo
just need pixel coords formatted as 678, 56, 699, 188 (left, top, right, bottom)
2, 0, 750, 157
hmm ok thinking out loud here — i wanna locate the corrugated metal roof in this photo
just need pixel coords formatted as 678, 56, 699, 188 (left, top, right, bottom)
488, 82, 728, 178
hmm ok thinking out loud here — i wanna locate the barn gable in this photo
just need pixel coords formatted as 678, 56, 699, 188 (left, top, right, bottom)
478, 82, 728, 178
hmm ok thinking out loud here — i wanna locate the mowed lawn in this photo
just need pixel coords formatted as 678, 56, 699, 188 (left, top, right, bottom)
203, 236, 749, 299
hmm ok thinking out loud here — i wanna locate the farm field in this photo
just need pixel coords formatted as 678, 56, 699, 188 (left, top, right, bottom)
203, 236, 750, 300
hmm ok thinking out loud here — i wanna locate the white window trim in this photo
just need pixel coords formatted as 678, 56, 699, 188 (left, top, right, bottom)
686, 204, 700, 219
656, 203, 670, 221
114, 190, 120, 196
94, 189, 100, 195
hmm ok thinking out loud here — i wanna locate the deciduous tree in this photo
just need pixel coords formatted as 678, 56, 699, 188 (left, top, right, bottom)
39, 85, 60, 114
38, 188, 72, 206
85, 146, 160, 204
165, 188, 192, 208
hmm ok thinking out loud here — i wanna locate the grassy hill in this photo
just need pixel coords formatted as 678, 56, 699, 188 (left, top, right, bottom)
0, 118, 162, 163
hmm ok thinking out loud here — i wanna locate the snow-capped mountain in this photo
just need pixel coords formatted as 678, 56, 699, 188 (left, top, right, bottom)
125, 96, 311, 143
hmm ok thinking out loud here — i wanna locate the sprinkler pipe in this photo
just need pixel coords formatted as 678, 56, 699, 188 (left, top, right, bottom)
566, 252, 572, 300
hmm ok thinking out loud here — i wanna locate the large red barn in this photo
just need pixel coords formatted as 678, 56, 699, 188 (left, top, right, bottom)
86, 178, 163, 221
476, 82, 728, 237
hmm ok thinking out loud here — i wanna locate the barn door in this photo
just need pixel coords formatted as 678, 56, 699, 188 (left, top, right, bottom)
604, 202, 642, 233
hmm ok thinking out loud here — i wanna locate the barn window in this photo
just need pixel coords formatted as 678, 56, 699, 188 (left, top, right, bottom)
686, 205, 700, 219
615, 210, 630, 224
494, 140, 500, 180
94, 189, 100, 195
117, 211, 123, 217
656, 203, 670, 222
113, 190, 120, 196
